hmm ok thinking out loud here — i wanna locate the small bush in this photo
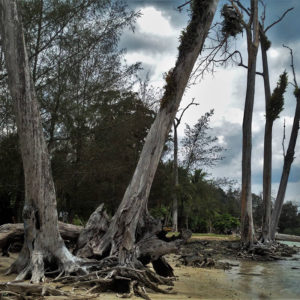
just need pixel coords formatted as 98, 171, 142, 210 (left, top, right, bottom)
213, 213, 239, 234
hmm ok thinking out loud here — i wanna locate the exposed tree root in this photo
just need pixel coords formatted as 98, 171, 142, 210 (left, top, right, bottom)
0, 282, 73, 299
2, 205, 188, 299
0, 282, 98, 300
53, 262, 176, 300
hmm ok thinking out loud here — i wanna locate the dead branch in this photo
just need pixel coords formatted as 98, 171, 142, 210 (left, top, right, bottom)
177, 1, 192, 11
283, 44, 299, 88
264, 7, 294, 33
175, 98, 199, 128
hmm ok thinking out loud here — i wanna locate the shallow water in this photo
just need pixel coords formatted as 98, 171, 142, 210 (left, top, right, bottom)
223, 243, 300, 300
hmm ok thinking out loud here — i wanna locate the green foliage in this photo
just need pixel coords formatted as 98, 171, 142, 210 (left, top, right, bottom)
72, 214, 84, 226
278, 201, 300, 234
213, 213, 240, 234
294, 86, 300, 98
283, 227, 300, 236
149, 205, 170, 221
267, 71, 288, 121
189, 216, 208, 233
221, 4, 243, 37
53, 91, 155, 218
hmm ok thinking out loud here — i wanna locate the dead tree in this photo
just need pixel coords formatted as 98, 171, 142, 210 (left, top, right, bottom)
0, 0, 88, 282
76, 0, 219, 263
270, 46, 300, 240
259, 5, 292, 244
229, 0, 260, 247
260, 30, 273, 243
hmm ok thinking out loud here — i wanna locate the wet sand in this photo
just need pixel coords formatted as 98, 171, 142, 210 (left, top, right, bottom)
0, 253, 244, 300
1, 242, 299, 300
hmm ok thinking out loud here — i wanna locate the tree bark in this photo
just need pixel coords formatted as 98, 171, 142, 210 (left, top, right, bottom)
260, 31, 273, 243
172, 122, 179, 232
270, 94, 300, 240
240, 0, 259, 247
82, 0, 219, 263
0, 0, 85, 282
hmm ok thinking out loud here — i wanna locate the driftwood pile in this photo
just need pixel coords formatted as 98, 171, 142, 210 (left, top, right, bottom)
178, 239, 299, 270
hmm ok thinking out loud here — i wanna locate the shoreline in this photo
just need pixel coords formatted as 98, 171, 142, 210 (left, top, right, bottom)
1, 238, 299, 299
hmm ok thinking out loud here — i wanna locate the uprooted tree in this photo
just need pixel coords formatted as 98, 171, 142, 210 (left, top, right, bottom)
0, 0, 219, 294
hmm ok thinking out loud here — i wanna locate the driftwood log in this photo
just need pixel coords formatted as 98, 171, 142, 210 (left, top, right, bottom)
275, 233, 300, 243
0, 222, 82, 255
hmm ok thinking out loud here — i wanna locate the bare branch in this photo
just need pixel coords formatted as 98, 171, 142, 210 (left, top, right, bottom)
177, 1, 192, 11
259, 0, 266, 26
232, 0, 251, 17
264, 7, 294, 33
175, 98, 199, 128
283, 44, 298, 88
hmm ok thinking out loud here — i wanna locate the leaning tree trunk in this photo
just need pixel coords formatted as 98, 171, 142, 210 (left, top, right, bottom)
172, 122, 179, 232
240, 0, 259, 247
79, 0, 219, 263
270, 94, 300, 240
260, 32, 273, 243
0, 0, 85, 282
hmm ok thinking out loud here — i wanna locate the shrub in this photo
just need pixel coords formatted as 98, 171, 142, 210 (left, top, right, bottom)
213, 213, 240, 234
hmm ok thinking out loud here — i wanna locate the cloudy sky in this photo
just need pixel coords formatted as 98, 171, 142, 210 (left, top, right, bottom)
119, 0, 300, 204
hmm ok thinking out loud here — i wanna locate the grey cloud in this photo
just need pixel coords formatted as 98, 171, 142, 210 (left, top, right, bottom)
272, 166, 300, 183
211, 121, 242, 166
119, 30, 178, 55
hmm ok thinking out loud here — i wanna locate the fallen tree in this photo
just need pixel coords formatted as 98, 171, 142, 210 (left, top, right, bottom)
0, 222, 82, 255
275, 233, 300, 243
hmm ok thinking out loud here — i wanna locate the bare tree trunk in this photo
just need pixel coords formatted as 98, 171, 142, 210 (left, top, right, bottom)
0, 0, 85, 282
270, 95, 300, 240
79, 0, 219, 263
240, 0, 259, 247
172, 122, 179, 232
260, 32, 272, 243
